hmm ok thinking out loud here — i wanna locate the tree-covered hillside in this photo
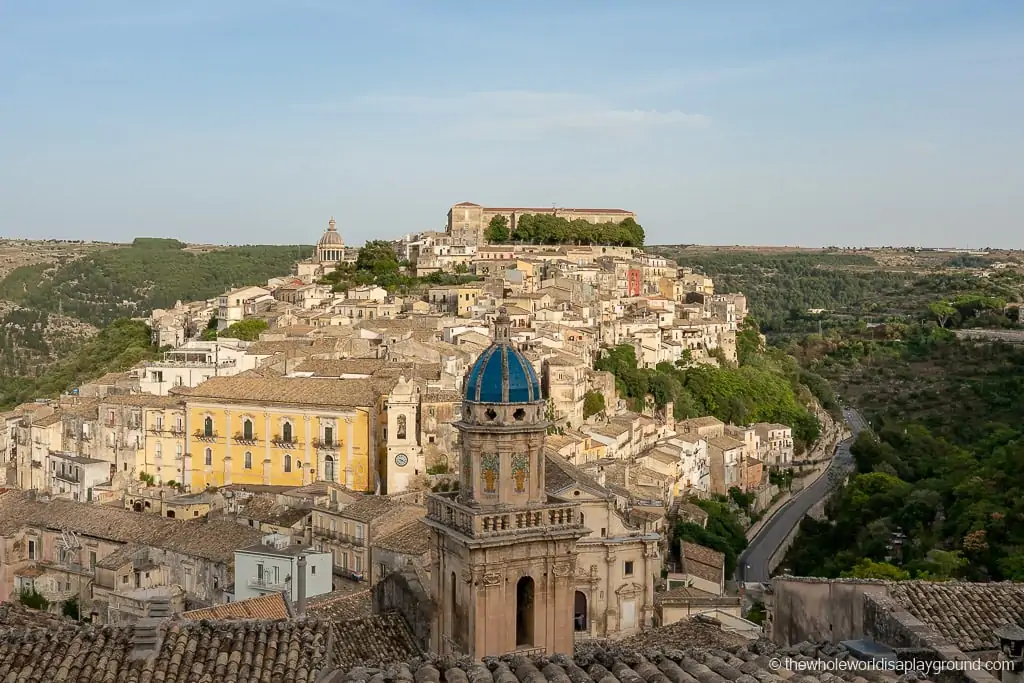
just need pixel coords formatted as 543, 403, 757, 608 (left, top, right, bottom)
0, 238, 311, 327
648, 247, 1024, 334
0, 319, 158, 408
0, 238, 309, 406
781, 324, 1024, 581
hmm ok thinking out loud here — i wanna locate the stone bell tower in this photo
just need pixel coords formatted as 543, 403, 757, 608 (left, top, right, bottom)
424, 309, 585, 659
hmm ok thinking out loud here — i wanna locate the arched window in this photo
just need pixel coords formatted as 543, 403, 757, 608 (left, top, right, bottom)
203, 416, 214, 437
396, 414, 407, 440
242, 418, 254, 440
204, 448, 212, 466
516, 576, 535, 646
282, 421, 293, 443
324, 455, 335, 482
244, 451, 252, 469
284, 454, 292, 473
574, 591, 588, 631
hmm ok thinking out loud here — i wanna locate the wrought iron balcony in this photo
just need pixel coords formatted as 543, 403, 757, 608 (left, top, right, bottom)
312, 526, 365, 547
233, 433, 260, 446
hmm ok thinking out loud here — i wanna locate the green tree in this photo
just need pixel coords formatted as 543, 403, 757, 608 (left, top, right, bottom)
485, 215, 510, 243
19, 588, 49, 611
582, 391, 606, 418
218, 319, 268, 341
842, 559, 911, 580
356, 240, 401, 276
928, 301, 957, 328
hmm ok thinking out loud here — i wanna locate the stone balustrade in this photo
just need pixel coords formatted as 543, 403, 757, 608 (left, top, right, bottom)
426, 492, 580, 539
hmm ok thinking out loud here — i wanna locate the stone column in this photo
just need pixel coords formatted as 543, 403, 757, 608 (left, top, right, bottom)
345, 416, 354, 489
303, 415, 312, 485
223, 409, 232, 486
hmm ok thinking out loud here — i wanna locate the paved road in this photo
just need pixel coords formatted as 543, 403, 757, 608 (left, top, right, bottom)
737, 408, 867, 583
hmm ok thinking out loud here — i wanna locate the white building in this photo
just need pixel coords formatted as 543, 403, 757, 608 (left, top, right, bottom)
133, 340, 267, 395
217, 286, 271, 330
668, 435, 710, 494
47, 451, 110, 502
754, 423, 795, 467
233, 534, 332, 602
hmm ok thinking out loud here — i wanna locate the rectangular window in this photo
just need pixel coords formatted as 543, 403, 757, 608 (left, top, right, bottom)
27, 540, 35, 560
355, 555, 363, 572
623, 561, 634, 576
311, 565, 316, 575
90, 551, 97, 569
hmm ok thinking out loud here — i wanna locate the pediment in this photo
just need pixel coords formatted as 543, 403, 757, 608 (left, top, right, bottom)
615, 581, 644, 596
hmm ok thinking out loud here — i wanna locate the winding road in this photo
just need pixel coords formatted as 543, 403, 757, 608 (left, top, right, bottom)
737, 407, 867, 583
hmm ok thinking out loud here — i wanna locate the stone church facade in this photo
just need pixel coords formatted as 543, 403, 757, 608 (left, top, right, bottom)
424, 310, 587, 658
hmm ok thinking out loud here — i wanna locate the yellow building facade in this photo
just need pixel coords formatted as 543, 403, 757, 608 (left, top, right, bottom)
142, 402, 188, 486
181, 376, 381, 492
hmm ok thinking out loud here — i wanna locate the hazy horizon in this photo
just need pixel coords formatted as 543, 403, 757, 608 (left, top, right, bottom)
2, 1, 1023, 248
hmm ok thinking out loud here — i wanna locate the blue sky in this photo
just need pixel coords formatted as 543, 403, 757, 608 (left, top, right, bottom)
2, 1, 1023, 248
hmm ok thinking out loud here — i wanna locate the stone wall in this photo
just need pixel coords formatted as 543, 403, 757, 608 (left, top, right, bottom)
769, 576, 889, 647
372, 568, 435, 652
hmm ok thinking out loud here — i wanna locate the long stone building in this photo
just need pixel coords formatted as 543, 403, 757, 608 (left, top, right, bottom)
447, 202, 636, 245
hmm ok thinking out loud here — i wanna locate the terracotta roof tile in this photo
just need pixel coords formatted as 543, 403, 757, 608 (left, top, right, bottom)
889, 580, 1024, 652
0, 491, 263, 563
681, 541, 725, 584
373, 519, 431, 555
185, 375, 388, 408
306, 588, 373, 621
182, 592, 291, 621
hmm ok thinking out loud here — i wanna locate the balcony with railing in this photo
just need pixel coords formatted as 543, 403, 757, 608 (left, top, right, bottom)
247, 576, 288, 591
54, 470, 81, 484
270, 435, 300, 449
312, 438, 340, 451
312, 526, 365, 547
425, 492, 582, 540
193, 430, 219, 443
233, 432, 260, 446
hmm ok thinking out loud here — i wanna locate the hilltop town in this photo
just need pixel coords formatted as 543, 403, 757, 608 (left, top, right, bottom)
0, 205, 1017, 681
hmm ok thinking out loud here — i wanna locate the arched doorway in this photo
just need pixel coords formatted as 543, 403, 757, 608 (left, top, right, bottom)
516, 576, 535, 647
324, 455, 335, 482
574, 591, 588, 632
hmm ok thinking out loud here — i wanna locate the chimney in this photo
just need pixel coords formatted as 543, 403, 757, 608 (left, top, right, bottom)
996, 624, 1024, 683
130, 616, 164, 661
296, 553, 308, 617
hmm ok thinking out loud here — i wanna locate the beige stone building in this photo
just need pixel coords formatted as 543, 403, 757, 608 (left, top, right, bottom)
544, 455, 659, 639
447, 202, 636, 245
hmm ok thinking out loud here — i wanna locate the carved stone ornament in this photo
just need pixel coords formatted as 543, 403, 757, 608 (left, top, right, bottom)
461, 570, 472, 584
552, 562, 572, 577
482, 572, 502, 587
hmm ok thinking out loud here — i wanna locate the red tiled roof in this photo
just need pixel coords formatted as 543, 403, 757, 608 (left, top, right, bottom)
182, 592, 291, 621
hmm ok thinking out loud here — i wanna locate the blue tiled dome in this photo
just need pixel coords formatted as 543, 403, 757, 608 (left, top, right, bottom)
464, 342, 542, 404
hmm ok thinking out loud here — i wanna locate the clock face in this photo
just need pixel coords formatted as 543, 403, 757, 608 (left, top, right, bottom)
394, 453, 409, 467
